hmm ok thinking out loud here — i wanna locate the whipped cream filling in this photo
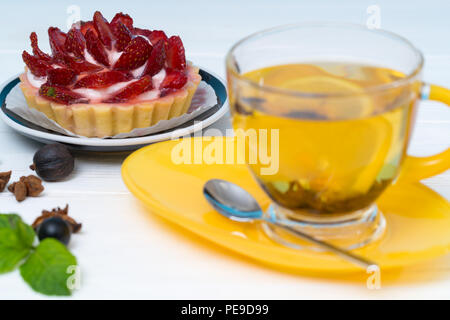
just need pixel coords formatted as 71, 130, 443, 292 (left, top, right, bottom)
83, 49, 98, 65
85, 41, 153, 79
72, 80, 136, 101
137, 68, 166, 101
71, 69, 166, 103
152, 68, 166, 88
106, 49, 122, 66
26, 69, 47, 87
27, 67, 168, 103
131, 62, 147, 78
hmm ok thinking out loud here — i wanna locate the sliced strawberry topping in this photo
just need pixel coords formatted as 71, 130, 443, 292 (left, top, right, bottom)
142, 40, 166, 77
48, 27, 67, 56
74, 71, 132, 89
110, 12, 133, 30
112, 21, 132, 51
65, 28, 86, 59
113, 37, 152, 71
166, 36, 186, 70
80, 21, 97, 37
24, 12, 191, 105
39, 83, 89, 105
85, 30, 110, 67
149, 30, 168, 44
29, 33, 52, 62
47, 68, 77, 86
160, 69, 188, 96
103, 75, 153, 103
93, 11, 114, 50
53, 53, 103, 74
22, 51, 53, 77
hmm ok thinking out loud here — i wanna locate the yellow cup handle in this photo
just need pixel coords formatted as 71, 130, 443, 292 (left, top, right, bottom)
398, 84, 450, 182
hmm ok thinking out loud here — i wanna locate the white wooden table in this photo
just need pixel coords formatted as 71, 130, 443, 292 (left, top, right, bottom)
0, 0, 449, 299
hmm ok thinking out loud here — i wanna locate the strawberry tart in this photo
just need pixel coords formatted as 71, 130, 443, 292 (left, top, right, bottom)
20, 11, 201, 137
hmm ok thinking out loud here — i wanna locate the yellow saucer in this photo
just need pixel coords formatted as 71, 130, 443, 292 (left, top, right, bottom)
122, 137, 450, 273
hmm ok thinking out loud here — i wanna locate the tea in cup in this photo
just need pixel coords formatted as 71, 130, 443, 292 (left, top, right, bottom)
226, 24, 449, 248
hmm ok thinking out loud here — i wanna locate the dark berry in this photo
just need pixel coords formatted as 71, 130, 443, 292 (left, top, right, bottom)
37, 217, 71, 245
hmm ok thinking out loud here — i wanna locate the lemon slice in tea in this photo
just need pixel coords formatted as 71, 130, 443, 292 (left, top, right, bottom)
244, 64, 328, 86
278, 75, 374, 119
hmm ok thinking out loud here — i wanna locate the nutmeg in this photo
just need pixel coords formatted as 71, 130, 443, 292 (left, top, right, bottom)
32, 144, 74, 181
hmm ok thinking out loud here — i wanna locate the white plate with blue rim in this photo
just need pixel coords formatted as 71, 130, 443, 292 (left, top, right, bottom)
0, 68, 228, 152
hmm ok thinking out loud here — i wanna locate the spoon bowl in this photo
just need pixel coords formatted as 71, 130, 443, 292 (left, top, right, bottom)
203, 179, 378, 269
204, 179, 263, 222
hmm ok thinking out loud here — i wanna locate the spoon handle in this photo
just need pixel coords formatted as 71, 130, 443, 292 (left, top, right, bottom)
271, 221, 377, 269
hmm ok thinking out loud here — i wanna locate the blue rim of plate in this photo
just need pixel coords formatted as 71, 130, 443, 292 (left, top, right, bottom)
0, 68, 228, 152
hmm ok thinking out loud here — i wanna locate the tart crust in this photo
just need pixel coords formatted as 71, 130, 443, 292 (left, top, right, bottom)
19, 65, 201, 137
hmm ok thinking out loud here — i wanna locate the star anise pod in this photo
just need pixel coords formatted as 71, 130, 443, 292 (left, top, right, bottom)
32, 204, 82, 233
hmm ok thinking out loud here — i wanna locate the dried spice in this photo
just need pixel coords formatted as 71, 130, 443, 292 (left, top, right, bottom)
8, 175, 44, 202
0, 171, 12, 192
32, 144, 74, 181
20, 175, 44, 197
8, 181, 27, 202
32, 205, 82, 233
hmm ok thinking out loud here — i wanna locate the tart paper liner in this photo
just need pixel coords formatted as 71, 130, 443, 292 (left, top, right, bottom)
7, 73, 216, 138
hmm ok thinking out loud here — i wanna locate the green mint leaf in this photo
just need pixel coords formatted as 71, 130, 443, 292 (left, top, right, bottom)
0, 214, 35, 273
20, 238, 77, 296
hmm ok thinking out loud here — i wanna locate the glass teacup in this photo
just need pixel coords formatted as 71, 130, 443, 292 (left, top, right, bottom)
226, 23, 450, 248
